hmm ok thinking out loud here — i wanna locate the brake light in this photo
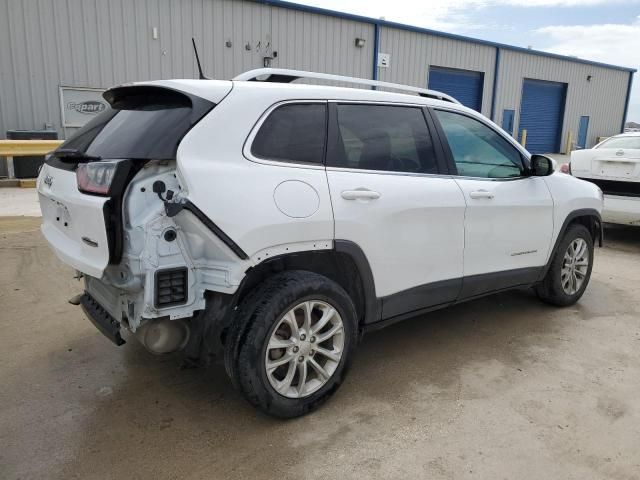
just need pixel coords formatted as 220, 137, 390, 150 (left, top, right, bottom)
76, 160, 121, 195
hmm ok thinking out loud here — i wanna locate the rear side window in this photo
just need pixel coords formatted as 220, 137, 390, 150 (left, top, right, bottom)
434, 109, 524, 178
58, 86, 213, 160
329, 104, 438, 174
596, 136, 640, 149
251, 103, 327, 164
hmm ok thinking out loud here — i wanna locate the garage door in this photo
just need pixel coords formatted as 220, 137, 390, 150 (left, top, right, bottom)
519, 79, 567, 154
428, 66, 484, 112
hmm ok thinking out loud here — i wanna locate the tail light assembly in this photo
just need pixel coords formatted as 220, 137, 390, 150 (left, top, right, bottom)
76, 159, 133, 196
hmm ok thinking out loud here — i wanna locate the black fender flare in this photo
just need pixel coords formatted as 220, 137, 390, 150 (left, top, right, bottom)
333, 240, 381, 325
538, 208, 602, 282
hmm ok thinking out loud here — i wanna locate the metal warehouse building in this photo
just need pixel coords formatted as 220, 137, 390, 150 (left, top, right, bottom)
0, 0, 636, 162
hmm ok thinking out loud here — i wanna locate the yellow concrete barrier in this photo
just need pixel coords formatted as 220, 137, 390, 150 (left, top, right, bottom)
0, 140, 64, 181
520, 129, 527, 148
565, 131, 573, 155
0, 140, 63, 156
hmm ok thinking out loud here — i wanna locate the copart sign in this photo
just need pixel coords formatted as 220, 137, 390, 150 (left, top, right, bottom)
60, 87, 109, 128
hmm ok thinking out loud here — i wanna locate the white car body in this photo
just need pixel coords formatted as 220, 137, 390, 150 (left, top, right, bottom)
570, 132, 640, 226
36, 69, 603, 353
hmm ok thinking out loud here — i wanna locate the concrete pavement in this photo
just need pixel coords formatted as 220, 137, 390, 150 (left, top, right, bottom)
1, 217, 639, 479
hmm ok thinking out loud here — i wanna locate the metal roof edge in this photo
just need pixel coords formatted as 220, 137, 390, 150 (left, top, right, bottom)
253, 0, 638, 74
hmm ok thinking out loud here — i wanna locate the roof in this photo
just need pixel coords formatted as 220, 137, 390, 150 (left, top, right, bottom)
253, 0, 637, 74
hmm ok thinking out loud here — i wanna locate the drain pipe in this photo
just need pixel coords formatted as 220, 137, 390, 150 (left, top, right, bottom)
372, 22, 380, 87
491, 47, 501, 121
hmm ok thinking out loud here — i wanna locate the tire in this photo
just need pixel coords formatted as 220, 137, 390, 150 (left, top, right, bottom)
535, 224, 594, 306
224, 270, 358, 418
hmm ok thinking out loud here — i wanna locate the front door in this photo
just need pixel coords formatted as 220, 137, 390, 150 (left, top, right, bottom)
431, 108, 554, 297
325, 103, 466, 319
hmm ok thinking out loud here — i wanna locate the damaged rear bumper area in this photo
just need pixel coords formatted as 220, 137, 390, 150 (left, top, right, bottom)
79, 293, 126, 346
79, 290, 197, 356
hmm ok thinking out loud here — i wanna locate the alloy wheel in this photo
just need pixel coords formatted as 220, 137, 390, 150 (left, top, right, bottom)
561, 238, 590, 295
264, 300, 345, 399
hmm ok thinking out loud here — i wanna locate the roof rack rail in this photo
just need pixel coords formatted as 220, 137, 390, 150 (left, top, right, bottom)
233, 68, 461, 104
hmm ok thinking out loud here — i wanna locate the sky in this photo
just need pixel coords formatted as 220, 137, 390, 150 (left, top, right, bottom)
294, 0, 640, 123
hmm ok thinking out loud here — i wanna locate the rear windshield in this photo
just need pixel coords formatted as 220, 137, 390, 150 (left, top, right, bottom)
57, 86, 214, 160
596, 136, 640, 150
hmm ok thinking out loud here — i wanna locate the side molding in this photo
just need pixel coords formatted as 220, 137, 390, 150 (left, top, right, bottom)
382, 277, 461, 319
460, 267, 541, 300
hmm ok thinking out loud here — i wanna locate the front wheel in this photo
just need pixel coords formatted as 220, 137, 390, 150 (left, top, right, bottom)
536, 224, 594, 306
225, 271, 358, 418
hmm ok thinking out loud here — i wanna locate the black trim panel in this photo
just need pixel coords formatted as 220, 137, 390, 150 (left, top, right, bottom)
422, 106, 452, 174
181, 201, 249, 260
381, 277, 461, 319
334, 240, 381, 324
79, 293, 125, 346
577, 177, 640, 198
460, 267, 542, 300
364, 266, 544, 333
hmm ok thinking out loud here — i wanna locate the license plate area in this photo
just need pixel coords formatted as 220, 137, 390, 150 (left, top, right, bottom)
38, 164, 111, 278
595, 160, 638, 179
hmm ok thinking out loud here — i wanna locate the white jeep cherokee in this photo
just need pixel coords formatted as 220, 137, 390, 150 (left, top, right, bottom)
37, 69, 603, 417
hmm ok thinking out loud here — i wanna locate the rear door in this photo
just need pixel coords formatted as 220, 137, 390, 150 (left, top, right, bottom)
430, 108, 554, 295
325, 102, 466, 320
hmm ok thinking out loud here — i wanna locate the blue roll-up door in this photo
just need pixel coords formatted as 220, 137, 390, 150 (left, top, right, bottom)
428, 66, 484, 112
519, 79, 567, 153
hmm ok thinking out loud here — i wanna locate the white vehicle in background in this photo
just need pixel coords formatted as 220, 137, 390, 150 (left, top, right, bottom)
37, 68, 603, 417
569, 132, 640, 226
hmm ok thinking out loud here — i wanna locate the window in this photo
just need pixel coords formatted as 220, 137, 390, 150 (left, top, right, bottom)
434, 109, 524, 178
329, 104, 438, 174
252, 103, 327, 164
596, 136, 640, 150
59, 86, 213, 160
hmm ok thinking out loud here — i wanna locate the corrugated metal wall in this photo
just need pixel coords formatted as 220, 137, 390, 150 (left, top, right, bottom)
495, 49, 631, 151
377, 27, 496, 118
0, 0, 631, 152
0, 0, 373, 139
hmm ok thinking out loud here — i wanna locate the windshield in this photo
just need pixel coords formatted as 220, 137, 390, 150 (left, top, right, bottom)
596, 136, 640, 150
57, 86, 214, 160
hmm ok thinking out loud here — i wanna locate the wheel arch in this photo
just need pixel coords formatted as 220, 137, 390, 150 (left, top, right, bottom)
539, 208, 602, 282
234, 240, 380, 328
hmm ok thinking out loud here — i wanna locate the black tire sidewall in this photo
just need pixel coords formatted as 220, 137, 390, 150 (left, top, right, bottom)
234, 272, 358, 418
544, 224, 594, 305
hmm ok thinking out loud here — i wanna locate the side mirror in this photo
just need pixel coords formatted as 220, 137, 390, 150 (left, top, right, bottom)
529, 155, 556, 177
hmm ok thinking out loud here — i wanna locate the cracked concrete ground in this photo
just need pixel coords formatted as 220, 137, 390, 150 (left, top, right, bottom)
1, 217, 639, 480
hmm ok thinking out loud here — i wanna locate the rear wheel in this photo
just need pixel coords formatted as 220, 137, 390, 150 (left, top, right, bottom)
536, 224, 594, 306
224, 271, 357, 418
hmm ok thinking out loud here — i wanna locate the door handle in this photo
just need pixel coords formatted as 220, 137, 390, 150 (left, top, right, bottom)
341, 189, 381, 201
469, 190, 495, 199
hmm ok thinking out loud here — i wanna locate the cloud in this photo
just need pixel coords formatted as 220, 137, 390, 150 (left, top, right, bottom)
294, 0, 640, 32
295, 0, 640, 121
535, 18, 640, 120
